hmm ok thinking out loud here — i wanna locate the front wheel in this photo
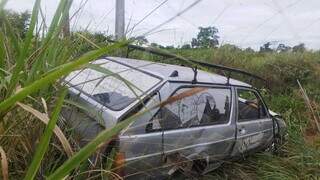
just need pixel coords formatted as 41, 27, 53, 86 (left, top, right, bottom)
266, 136, 284, 154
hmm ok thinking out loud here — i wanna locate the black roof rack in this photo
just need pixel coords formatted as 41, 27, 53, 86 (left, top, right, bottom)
124, 44, 267, 87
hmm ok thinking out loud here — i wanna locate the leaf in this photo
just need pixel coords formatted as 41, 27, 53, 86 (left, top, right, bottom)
24, 90, 68, 180
86, 63, 143, 94
7, 0, 41, 95
26, 0, 71, 84
76, 32, 100, 49
17, 102, 73, 157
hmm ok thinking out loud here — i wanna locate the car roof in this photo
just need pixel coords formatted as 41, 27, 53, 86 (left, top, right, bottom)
106, 56, 251, 87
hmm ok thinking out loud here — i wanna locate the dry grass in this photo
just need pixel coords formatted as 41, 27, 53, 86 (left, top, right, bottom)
0, 146, 8, 180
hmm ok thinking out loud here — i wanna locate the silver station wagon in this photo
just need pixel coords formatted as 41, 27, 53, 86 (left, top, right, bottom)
62, 54, 287, 178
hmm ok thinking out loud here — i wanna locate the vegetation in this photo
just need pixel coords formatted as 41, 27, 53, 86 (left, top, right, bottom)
0, 1, 319, 180
0, 1, 128, 179
191, 26, 220, 48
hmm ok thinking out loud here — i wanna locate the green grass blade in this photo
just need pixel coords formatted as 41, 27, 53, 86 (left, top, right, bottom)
86, 63, 146, 112
43, 0, 73, 68
86, 63, 143, 94
26, 0, 72, 84
7, 0, 41, 95
0, 42, 127, 113
24, 89, 67, 180
1, 17, 21, 57
0, 31, 5, 72
43, 0, 68, 43
103, 147, 116, 179
20, 0, 41, 55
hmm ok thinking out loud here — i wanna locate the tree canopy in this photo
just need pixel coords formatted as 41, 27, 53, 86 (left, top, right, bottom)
191, 26, 220, 48
0, 10, 30, 39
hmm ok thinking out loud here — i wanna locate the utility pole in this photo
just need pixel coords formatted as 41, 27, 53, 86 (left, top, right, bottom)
115, 0, 125, 39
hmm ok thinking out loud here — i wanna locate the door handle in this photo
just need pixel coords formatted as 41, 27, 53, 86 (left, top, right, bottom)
239, 128, 246, 135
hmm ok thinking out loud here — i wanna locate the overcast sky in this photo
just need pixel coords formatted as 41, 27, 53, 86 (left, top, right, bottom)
5, 0, 320, 50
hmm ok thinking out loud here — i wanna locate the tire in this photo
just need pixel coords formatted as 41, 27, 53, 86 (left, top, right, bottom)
266, 136, 282, 154
62, 107, 104, 146
61, 106, 108, 167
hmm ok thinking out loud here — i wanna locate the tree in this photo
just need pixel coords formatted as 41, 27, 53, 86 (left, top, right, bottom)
71, 31, 113, 55
130, 36, 148, 46
292, 43, 306, 53
220, 44, 241, 51
259, 42, 273, 53
181, 44, 191, 49
191, 26, 219, 48
0, 10, 31, 38
276, 43, 291, 53
191, 38, 199, 48
244, 47, 255, 53
164, 45, 174, 49
150, 42, 160, 48
92, 32, 110, 43
150, 43, 164, 49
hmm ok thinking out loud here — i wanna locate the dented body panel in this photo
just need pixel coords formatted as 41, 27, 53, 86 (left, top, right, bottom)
63, 57, 287, 178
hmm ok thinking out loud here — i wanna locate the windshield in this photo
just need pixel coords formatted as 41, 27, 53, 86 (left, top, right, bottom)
65, 59, 162, 110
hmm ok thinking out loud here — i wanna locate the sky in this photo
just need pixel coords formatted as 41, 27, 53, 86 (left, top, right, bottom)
5, 0, 320, 50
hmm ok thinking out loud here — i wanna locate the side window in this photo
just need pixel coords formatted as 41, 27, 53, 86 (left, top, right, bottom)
148, 87, 232, 131
237, 89, 267, 121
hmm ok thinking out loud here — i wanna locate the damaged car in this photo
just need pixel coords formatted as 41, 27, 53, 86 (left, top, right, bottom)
61, 53, 287, 178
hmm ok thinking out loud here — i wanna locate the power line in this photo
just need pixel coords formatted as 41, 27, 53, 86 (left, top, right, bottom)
142, 0, 204, 37
210, 2, 233, 25
126, 0, 170, 36
154, 0, 198, 28
70, 0, 89, 31
270, 0, 300, 41
93, 7, 114, 32
302, 17, 320, 33
239, 0, 303, 47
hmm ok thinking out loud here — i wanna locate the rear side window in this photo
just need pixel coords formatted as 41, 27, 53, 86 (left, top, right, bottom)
148, 87, 231, 131
237, 89, 267, 121
65, 59, 162, 110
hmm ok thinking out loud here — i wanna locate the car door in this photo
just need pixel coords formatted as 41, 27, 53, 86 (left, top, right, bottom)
233, 88, 273, 155
118, 91, 164, 178
149, 85, 236, 170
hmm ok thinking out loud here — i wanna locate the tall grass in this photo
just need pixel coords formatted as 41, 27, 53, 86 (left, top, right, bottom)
0, 0, 319, 179
24, 90, 67, 180
0, 0, 130, 179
